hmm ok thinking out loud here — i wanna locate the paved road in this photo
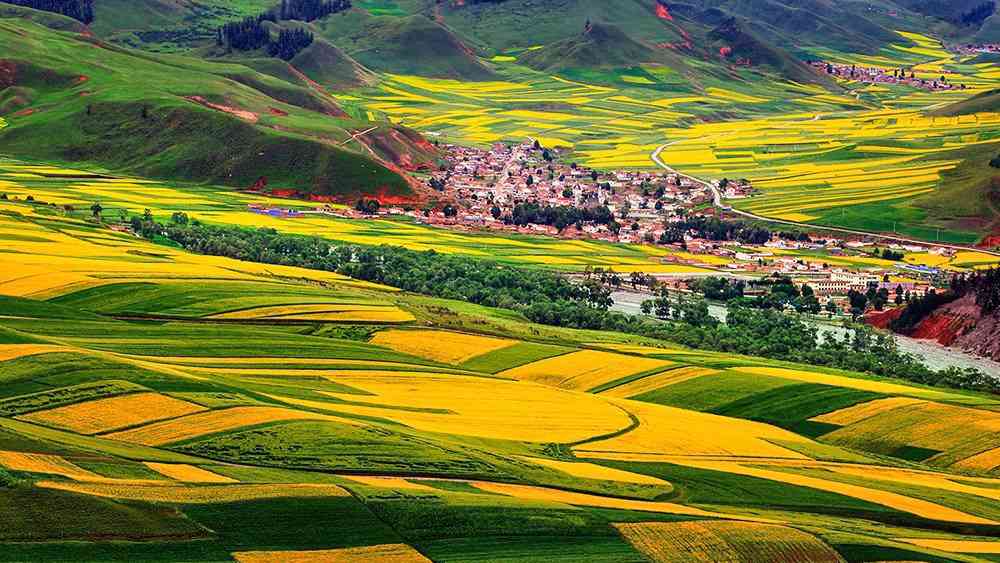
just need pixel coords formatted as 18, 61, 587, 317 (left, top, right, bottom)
650, 144, 1000, 258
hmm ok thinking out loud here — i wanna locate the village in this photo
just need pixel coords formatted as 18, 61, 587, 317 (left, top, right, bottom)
810, 60, 967, 91
250, 139, 959, 310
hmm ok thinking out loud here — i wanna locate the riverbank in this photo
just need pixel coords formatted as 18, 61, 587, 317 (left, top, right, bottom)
611, 290, 1000, 376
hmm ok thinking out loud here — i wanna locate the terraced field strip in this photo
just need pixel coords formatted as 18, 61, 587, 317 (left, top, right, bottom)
17, 392, 208, 435
818, 399, 1000, 468
370, 329, 516, 365
573, 398, 813, 460
104, 406, 367, 446
518, 456, 671, 486
0, 450, 103, 482
143, 463, 238, 484
597, 367, 719, 398
232, 544, 432, 563
470, 482, 772, 522
614, 521, 845, 563
668, 458, 998, 525
896, 538, 1000, 554
498, 349, 674, 391
36, 481, 352, 503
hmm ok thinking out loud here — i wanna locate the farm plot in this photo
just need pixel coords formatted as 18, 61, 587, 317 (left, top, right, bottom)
17, 393, 207, 435
814, 398, 1000, 469
614, 521, 845, 563
105, 406, 367, 446
290, 372, 633, 442
370, 329, 516, 365
232, 544, 432, 563
498, 349, 675, 391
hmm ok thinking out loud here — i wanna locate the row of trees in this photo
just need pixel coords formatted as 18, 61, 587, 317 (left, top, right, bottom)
217, 15, 315, 60
278, 0, 351, 22
507, 203, 614, 232
131, 216, 994, 394
658, 215, 774, 246
4, 0, 93, 23
216, 0, 350, 59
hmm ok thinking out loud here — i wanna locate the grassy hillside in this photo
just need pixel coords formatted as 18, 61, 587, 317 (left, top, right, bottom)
437, 0, 689, 52
932, 88, 1000, 116
90, 0, 275, 52
315, 13, 497, 80
707, 17, 840, 89
519, 22, 672, 72
289, 38, 377, 90
0, 18, 427, 198
0, 190, 999, 560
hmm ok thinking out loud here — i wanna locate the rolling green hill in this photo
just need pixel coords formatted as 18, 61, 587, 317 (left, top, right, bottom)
0, 17, 429, 199
315, 13, 497, 80
519, 21, 670, 72
932, 88, 1000, 116
706, 17, 840, 89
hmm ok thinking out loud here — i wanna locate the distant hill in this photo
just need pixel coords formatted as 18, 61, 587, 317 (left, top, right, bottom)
0, 18, 430, 199
316, 13, 496, 81
664, 0, 964, 54
519, 21, 665, 72
289, 38, 376, 90
707, 17, 840, 90
931, 88, 1000, 115
438, 0, 688, 52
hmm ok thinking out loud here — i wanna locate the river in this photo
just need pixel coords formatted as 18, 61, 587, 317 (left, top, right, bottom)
610, 291, 1000, 375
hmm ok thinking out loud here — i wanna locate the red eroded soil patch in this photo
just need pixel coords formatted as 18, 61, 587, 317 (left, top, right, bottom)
865, 307, 902, 330
185, 95, 259, 123
13, 108, 35, 117
268, 107, 289, 116
910, 312, 976, 346
656, 2, 673, 20
0, 60, 17, 88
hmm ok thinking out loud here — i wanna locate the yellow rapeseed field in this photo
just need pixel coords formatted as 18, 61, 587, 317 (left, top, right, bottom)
574, 398, 812, 460
232, 544, 432, 563
952, 447, 1000, 473
342, 476, 439, 491
614, 521, 845, 563
896, 538, 1000, 554
823, 464, 1000, 502
370, 329, 516, 364
520, 456, 671, 486
306, 373, 632, 442
670, 459, 997, 525
821, 401, 1000, 465
18, 393, 207, 435
37, 481, 351, 503
471, 482, 760, 521
499, 349, 673, 391
599, 367, 718, 398
0, 450, 101, 481
731, 367, 967, 402
811, 397, 927, 426
143, 463, 238, 484
105, 406, 361, 446
0, 344, 72, 362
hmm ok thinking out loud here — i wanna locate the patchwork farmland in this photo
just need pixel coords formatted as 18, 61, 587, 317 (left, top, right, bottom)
1, 197, 999, 559
2, 3, 1000, 561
